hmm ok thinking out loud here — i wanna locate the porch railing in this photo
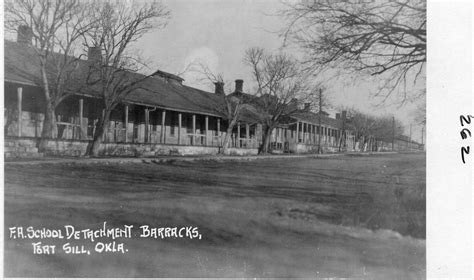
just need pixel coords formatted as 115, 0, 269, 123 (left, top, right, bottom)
55, 121, 258, 149
57, 122, 82, 140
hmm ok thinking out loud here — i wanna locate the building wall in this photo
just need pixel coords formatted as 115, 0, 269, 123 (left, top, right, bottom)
4, 137, 258, 158
274, 122, 354, 153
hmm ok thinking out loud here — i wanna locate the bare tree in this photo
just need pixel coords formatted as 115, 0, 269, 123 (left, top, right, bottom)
83, 1, 170, 156
244, 47, 313, 154
346, 109, 404, 151
5, 0, 96, 149
281, 0, 426, 102
189, 62, 251, 155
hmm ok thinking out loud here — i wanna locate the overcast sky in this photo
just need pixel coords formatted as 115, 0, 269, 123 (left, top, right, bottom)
134, 0, 426, 142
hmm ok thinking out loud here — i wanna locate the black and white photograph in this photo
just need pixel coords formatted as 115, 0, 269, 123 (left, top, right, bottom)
1, 0, 472, 278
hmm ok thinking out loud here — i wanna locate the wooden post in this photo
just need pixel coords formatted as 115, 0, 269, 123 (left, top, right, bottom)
237, 122, 241, 148
192, 114, 196, 145
178, 113, 182, 145
78, 98, 84, 139
246, 123, 250, 147
217, 118, 221, 146
313, 125, 318, 144
306, 123, 311, 144
321, 126, 324, 144
307, 123, 310, 143
144, 108, 149, 143
160, 110, 166, 144
296, 121, 299, 143
17, 87, 22, 137
102, 109, 106, 142
309, 124, 312, 144
391, 116, 395, 151
304, 123, 307, 143
161, 110, 166, 144
124, 105, 129, 143
205, 116, 209, 146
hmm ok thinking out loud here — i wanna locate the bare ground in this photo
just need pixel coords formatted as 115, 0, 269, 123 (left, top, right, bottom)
4, 153, 425, 278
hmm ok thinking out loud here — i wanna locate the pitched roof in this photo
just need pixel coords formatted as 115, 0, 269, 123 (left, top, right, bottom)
4, 41, 43, 86
291, 110, 355, 130
4, 40, 226, 117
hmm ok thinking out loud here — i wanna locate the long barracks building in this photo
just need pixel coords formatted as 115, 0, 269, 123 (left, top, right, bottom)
4, 29, 417, 158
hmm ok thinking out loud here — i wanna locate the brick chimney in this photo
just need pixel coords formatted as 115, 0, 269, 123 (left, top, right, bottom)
304, 103, 311, 111
336, 113, 341, 120
17, 25, 33, 45
341, 110, 347, 120
235, 79, 243, 93
87, 46, 103, 65
214, 81, 224, 95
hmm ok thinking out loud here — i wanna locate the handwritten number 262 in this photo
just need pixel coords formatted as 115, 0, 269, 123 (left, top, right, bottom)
460, 115, 473, 164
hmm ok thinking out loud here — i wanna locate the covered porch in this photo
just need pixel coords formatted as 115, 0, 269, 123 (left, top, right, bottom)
4, 84, 260, 156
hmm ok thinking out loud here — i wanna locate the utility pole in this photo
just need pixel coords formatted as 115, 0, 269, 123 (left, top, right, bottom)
317, 88, 323, 154
391, 116, 395, 151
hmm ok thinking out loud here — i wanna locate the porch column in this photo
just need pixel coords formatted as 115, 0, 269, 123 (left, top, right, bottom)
306, 123, 309, 143
325, 127, 328, 144
308, 124, 311, 143
296, 121, 299, 143
313, 125, 318, 144
308, 124, 310, 143
306, 124, 309, 144
144, 108, 149, 143
178, 113, 182, 145
78, 98, 84, 139
205, 115, 209, 146
321, 126, 324, 144
17, 87, 22, 137
102, 109, 105, 142
304, 123, 307, 143
308, 124, 312, 144
217, 118, 221, 146
192, 114, 196, 145
161, 110, 166, 144
246, 123, 250, 147
124, 105, 129, 143
237, 122, 241, 148
309, 125, 312, 144
314, 125, 316, 144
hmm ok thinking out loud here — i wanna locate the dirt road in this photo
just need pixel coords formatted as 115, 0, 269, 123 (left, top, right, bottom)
4, 153, 425, 278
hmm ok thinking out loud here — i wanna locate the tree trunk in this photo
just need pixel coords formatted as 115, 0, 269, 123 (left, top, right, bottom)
220, 120, 236, 155
38, 100, 57, 152
89, 109, 112, 157
259, 125, 273, 154
4, 107, 16, 136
